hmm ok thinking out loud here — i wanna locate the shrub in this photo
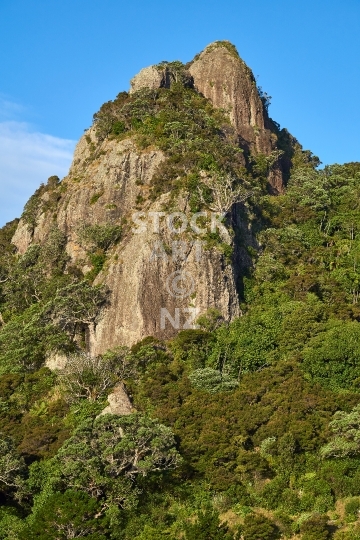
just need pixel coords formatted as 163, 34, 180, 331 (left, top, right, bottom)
188, 368, 238, 394
300, 514, 330, 540
242, 514, 280, 540
57, 351, 126, 402
21, 184, 46, 227
302, 321, 360, 391
184, 507, 232, 540
89, 191, 104, 205
21, 490, 106, 540
345, 497, 360, 522
77, 223, 122, 250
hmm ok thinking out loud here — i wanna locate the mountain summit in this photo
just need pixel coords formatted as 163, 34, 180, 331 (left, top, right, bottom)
11, 41, 300, 354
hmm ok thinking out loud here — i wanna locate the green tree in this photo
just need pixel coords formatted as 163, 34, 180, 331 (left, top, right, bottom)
57, 351, 128, 402
300, 513, 330, 540
188, 368, 238, 394
321, 404, 360, 458
77, 223, 122, 251
0, 304, 70, 374
242, 513, 280, 540
302, 321, 360, 390
39, 414, 182, 510
184, 508, 232, 540
22, 490, 106, 539
0, 433, 26, 496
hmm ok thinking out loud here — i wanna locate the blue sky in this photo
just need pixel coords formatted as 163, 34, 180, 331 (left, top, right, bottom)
0, 0, 359, 226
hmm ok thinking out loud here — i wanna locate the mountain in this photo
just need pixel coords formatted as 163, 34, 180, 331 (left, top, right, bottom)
10, 41, 299, 355
3, 41, 360, 539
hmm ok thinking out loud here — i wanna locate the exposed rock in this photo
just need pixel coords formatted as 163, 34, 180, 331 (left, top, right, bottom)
189, 43, 266, 143
12, 132, 240, 352
11, 41, 296, 354
98, 382, 134, 416
130, 64, 193, 94
11, 220, 33, 254
89, 203, 240, 354
188, 42, 287, 193
128, 41, 286, 193
130, 65, 166, 94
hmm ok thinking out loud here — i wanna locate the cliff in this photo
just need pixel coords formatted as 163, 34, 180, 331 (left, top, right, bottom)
11, 41, 297, 353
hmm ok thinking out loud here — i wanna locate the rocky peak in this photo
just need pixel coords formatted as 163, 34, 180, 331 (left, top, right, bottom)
10, 41, 297, 355
130, 62, 193, 94
129, 41, 285, 192
130, 65, 166, 94
189, 42, 265, 134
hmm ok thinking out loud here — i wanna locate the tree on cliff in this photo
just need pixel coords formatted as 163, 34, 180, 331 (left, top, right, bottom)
198, 172, 253, 215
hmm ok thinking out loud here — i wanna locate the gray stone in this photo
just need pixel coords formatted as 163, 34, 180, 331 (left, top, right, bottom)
98, 382, 133, 416
130, 65, 165, 94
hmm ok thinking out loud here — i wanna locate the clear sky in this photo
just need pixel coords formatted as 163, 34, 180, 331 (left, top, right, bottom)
0, 0, 359, 226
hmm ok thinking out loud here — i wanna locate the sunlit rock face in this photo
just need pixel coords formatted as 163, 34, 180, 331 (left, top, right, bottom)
12, 41, 293, 353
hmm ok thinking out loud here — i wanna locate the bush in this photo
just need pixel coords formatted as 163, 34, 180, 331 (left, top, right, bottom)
300, 514, 330, 540
188, 368, 238, 393
184, 507, 232, 540
57, 352, 124, 402
345, 497, 360, 522
21, 490, 106, 540
77, 223, 122, 250
242, 514, 280, 540
302, 321, 360, 391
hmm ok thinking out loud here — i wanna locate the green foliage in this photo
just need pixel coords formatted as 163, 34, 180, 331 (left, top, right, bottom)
2, 64, 360, 538
0, 304, 71, 374
89, 191, 104, 204
21, 177, 63, 228
321, 404, 360, 458
92, 79, 249, 204
30, 413, 182, 516
257, 86, 272, 112
188, 368, 238, 393
0, 507, 24, 540
287, 168, 330, 211
0, 433, 26, 495
57, 351, 126, 402
201, 40, 240, 59
2, 227, 69, 315
302, 321, 360, 390
22, 490, 106, 539
241, 513, 280, 540
299, 513, 330, 540
344, 497, 360, 522
77, 223, 122, 250
48, 280, 108, 332
21, 184, 46, 227
184, 507, 232, 539
87, 251, 106, 280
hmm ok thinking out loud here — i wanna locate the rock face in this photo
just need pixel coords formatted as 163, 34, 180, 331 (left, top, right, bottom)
129, 41, 285, 193
11, 41, 290, 354
189, 43, 271, 153
98, 383, 134, 416
12, 129, 240, 353
130, 66, 165, 94
130, 64, 193, 94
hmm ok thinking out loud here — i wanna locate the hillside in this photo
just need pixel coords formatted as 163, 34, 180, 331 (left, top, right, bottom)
1, 41, 360, 539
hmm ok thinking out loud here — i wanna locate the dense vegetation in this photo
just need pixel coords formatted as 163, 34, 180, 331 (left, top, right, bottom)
1, 66, 360, 538
91, 61, 258, 209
